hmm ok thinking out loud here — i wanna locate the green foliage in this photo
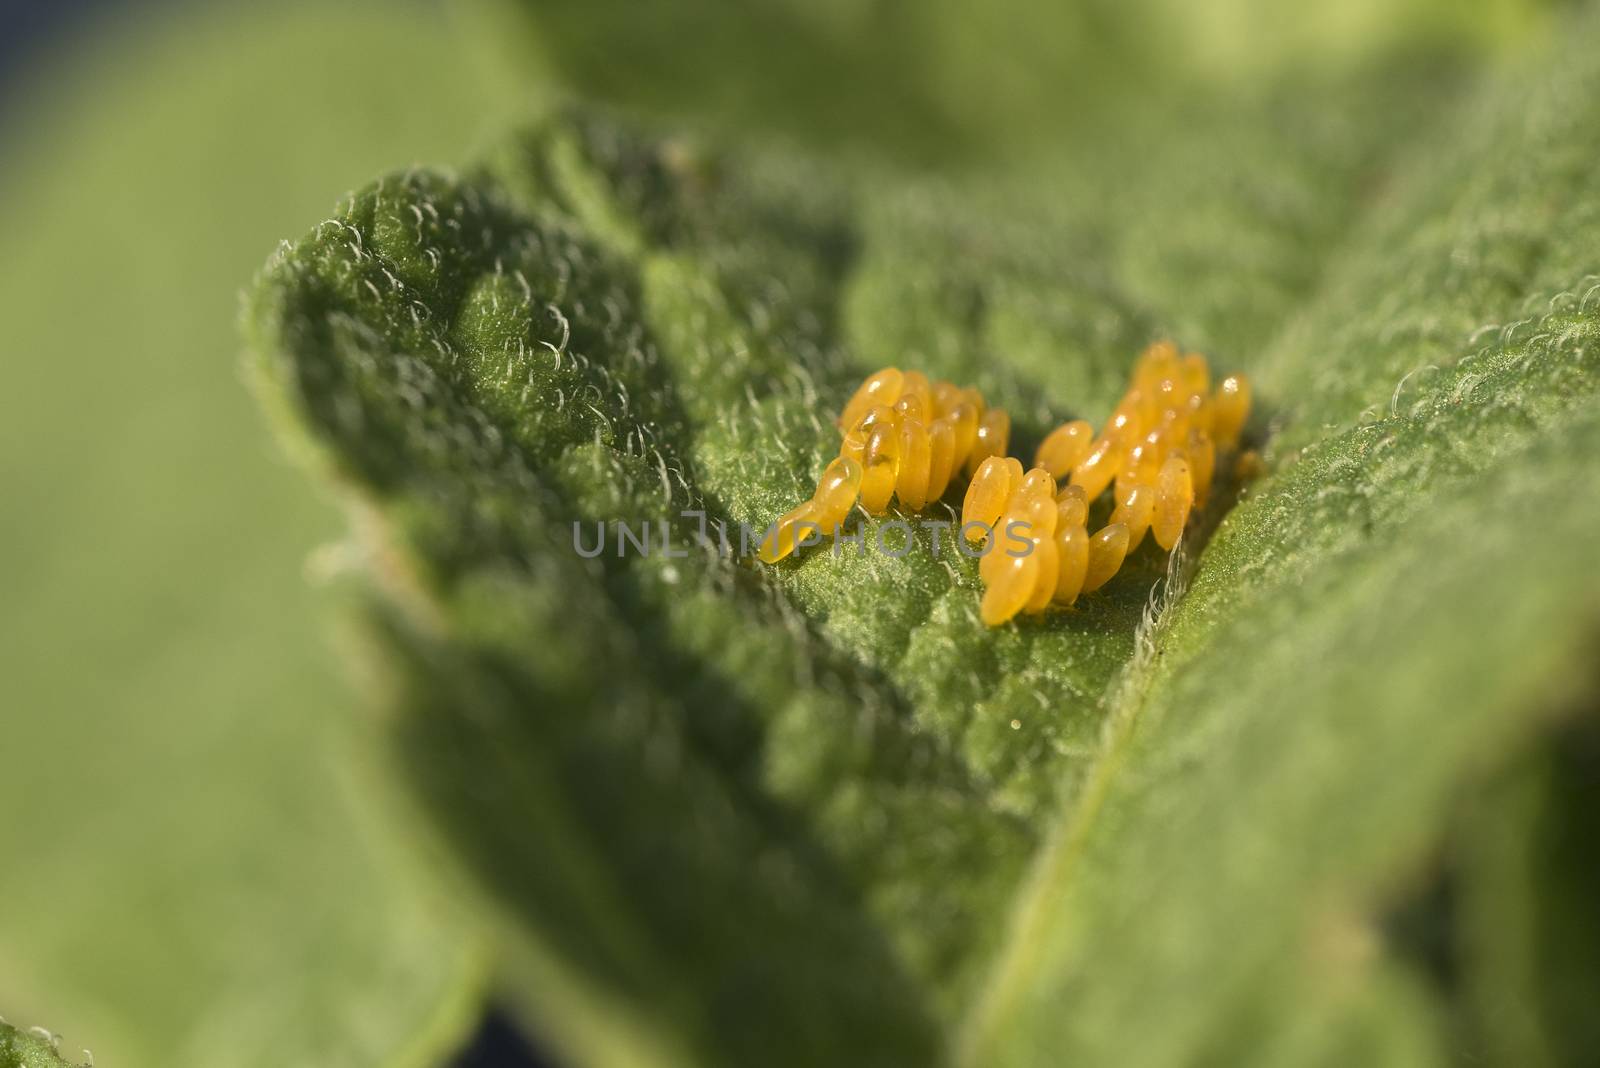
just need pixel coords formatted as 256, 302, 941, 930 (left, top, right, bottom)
246, 5, 1600, 1064
481, 0, 1552, 162
0, 1023, 84, 1068
968, 18, 1600, 1062
1450, 716, 1600, 1068
0, 4, 495, 1066
0, 0, 1572, 1063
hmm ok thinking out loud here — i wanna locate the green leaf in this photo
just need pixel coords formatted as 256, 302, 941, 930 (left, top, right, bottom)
479, 0, 1551, 162
247, 7, 1600, 1066
1455, 715, 1600, 1067
0, 1023, 85, 1068
0, 4, 495, 1066
964, 15, 1600, 1064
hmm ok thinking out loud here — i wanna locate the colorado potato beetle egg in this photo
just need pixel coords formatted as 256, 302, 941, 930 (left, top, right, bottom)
756, 501, 819, 564
1052, 524, 1089, 605
837, 368, 904, 432
1056, 483, 1089, 528
1213, 373, 1252, 446
762, 346, 1254, 631
967, 408, 1013, 476
980, 550, 1040, 627
811, 457, 864, 529
859, 421, 901, 514
761, 367, 1012, 561
926, 418, 957, 501
1151, 454, 1194, 551
895, 417, 934, 511
1082, 522, 1131, 593
1023, 533, 1060, 615
971, 463, 1091, 626
1039, 340, 1251, 550
1110, 483, 1155, 551
970, 341, 1251, 625
1185, 428, 1216, 502
1034, 419, 1094, 479
962, 455, 1023, 543
1070, 432, 1124, 501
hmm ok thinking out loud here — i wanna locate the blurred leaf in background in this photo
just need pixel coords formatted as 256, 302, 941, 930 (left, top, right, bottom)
0, 3, 513, 1065
245, 1, 1600, 1066
475, 0, 1553, 163
1458, 717, 1600, 1067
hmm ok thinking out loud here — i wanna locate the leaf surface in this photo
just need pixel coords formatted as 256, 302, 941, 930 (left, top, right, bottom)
0, 1022, 84, 1068
248, 8, 1600, 1065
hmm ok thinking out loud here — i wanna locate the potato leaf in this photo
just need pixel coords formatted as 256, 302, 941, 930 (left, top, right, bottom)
248, 9, 1600, 1065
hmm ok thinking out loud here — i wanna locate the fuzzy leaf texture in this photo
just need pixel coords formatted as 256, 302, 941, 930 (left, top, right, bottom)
0, 1023, 83, 1068
247, 9, 1600, 1067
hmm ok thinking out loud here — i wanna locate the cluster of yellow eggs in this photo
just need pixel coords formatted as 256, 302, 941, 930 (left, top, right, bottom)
756, 370, 1011, 562
959, 460, 1127, 625
757, 342, 1252, 627
963, 341, 1251, 624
